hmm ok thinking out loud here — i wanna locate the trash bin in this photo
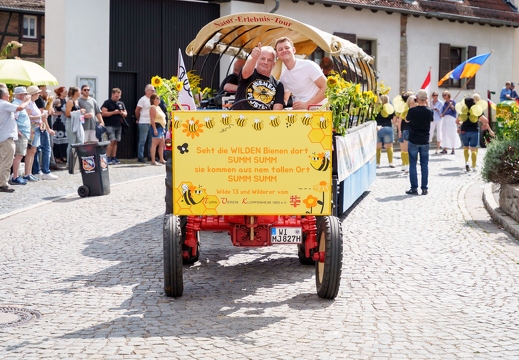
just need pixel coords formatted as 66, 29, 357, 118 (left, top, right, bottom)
71, 141, 111, 197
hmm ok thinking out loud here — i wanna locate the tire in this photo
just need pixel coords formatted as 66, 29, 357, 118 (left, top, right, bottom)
315, 216, 343, 299
180, 216, 200, 264
165, 150, 172, 214
77, 185, 89, 198
163, 214, 183, 297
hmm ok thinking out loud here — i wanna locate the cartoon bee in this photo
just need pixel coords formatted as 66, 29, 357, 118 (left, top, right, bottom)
269, 115, 280, 127
253, 118, 264, 131
309, 151, 331, 171
221, 113, 232, 125
236, 114, 247, 127
319, 116, 329, 129
188, 119, 198, 132
204, 117, 215, 129
286, 114, 297, 124
181, 183, 205, 206
301, 113, 312, 126
174, 115, 181, 129
252, 84, 275, 103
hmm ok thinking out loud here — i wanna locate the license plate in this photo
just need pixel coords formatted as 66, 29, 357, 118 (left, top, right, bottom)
271, 227, 302, 244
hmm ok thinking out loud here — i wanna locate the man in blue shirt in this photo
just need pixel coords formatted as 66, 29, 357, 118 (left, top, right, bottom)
510, 82, 518, 100
500, 81, 513, 102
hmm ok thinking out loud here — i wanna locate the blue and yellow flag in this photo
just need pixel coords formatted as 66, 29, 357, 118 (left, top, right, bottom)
438, 52, 492, 86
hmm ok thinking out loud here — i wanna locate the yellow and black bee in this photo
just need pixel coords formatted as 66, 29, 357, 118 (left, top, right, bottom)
174, 116, 181, 129
181, 183, 204, 205
236, 114, 247, 127
301, 113, 312, 126
253, 118, 264, 131
204, 117, 215, 129
252, 84, 275, 104
286, 114, 297, 124
188, 119, 197, 132
309, 151, 331, 171
221, 114, 232, 125
319, 116, 329, 129
269, 115, 280, 127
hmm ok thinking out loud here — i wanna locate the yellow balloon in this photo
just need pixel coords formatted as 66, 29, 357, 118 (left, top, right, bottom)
381, 109, 388, 117
469, 115, 478, 123
459, 114, 468, 122
476, 100, 488, 112
383, 103, 394, 115
393, 96, 406, 114
455, 102, 465, 114
471, 104, 483, 117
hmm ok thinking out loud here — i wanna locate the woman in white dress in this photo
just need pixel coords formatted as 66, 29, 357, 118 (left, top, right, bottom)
440, 91, 461, 154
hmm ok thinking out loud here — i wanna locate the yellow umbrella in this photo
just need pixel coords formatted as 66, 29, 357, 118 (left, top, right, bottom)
0, 59, 58, 86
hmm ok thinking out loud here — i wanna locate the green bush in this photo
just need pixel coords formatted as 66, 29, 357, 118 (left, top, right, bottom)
481, 138, 519, 184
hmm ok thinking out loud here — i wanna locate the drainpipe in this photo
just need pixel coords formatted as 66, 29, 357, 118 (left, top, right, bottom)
269, 0, 280, 13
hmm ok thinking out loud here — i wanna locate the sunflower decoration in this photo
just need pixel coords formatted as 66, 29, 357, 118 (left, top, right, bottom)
455, 96, 488, 123
150, 75, 183, 114
324, 73, 377, 135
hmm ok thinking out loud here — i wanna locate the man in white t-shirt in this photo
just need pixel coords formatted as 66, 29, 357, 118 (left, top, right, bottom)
135, 84, 154, 163
275, 37, 327, 110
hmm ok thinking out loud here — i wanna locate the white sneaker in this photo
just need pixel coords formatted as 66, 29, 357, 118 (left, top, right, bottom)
472, 167, 477, 172
389, 163, 396, 168
376, 163, 381, 168
42, 172, 58, 180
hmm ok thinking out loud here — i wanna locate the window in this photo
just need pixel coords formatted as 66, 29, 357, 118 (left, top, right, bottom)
357, 39, 373, 57
439, 43, 476, 89
23, 15, 37, 39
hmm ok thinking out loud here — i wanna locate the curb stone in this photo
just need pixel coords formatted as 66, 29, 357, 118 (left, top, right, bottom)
483, 182, 519, 240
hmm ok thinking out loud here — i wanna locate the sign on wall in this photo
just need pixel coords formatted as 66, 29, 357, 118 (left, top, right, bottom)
172, 110, 333, 215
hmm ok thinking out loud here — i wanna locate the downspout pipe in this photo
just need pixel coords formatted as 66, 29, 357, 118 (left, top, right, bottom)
270, 0, 280, 13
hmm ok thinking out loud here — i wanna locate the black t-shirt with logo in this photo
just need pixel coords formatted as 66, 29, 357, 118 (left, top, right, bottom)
101, 99, 126, 127
233, 69, 284, 110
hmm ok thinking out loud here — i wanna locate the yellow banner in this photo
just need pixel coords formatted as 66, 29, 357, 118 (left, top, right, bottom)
172, 110, 333, 215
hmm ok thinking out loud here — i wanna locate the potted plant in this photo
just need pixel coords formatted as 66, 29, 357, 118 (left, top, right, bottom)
481, 102, 519, 221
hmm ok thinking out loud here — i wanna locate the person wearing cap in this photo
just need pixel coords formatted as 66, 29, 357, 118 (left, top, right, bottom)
10, 86, 32, 185
0, 86, 30, 192
24, 85, 57, 180
405, 90, 433, 196
510, 82, 518, 100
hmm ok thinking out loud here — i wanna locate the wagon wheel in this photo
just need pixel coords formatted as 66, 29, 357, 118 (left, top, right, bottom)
315, 216, 343, 299
180, 216, 200, 264
163, 214, 183, 297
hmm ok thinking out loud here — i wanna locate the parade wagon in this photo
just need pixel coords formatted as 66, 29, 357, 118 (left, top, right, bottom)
163, 13, 378, 299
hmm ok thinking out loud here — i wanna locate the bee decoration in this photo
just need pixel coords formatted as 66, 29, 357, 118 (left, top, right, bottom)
174, 115, 181, 129
319, 116, 329, 129
309, 151, 331, 171
269, 115, 280, 127
301, 113, 312, 126
181, 183, 204, 205
204, 117, 215, 129
286, 114, 297, 127
177, 143, 189, 154
221, 113, 232, 125
236, 114, 247, 127
188, 119, 198, 132
253, 118, 264, 131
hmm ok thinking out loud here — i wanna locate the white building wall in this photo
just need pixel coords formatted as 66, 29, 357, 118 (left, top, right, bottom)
45, 0, 109, 100
407, 16, 514, 101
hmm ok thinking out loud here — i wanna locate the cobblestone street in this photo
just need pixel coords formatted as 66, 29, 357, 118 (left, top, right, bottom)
1, 150, 518, 359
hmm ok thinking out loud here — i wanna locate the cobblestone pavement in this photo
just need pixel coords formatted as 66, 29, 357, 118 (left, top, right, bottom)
1, 149, 519, 359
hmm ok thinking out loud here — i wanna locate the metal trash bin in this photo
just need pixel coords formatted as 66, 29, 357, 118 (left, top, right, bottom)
71, 141, 111, 197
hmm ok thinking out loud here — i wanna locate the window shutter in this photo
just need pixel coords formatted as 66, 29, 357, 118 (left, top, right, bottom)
439, 43, 451, 88
466, 46, 477, 90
